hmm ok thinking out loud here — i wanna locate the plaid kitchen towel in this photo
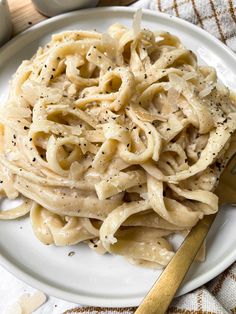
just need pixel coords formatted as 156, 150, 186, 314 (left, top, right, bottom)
65, 0, 236, 313
133, 0, 236, 52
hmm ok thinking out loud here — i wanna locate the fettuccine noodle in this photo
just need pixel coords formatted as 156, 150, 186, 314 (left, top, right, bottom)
1, 11, 236, 268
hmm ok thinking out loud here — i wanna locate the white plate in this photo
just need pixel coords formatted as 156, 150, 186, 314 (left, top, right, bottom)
0, 7, 236, 308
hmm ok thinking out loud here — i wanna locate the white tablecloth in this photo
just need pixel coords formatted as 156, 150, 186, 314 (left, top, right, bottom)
0, 266, 77, 313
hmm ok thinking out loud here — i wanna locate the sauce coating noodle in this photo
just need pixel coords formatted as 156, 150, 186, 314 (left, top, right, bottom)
1, 12, 236, 268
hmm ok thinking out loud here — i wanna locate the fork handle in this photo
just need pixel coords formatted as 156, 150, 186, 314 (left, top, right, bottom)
135, 214, 216, 314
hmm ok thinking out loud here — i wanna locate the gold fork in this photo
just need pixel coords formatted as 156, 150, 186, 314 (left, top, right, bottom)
135, 153, 236, 314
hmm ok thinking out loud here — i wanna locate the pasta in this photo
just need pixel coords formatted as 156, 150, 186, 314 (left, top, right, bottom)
1, 11, 236, 269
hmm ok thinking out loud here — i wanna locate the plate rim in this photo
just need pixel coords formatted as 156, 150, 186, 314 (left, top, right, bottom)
0, 6, 236, 307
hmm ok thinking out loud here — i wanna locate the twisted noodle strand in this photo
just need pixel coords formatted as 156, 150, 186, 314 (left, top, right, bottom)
0, 13, 236, 268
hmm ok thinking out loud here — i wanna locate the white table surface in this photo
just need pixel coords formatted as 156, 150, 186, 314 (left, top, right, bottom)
0, 266, 77, 313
